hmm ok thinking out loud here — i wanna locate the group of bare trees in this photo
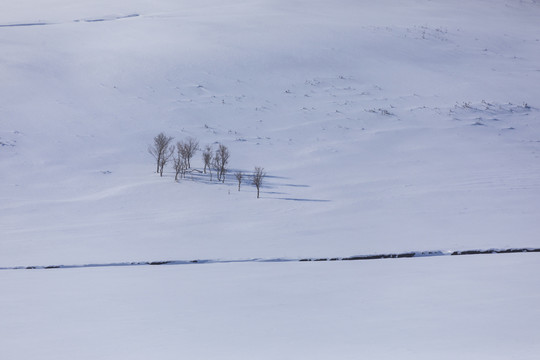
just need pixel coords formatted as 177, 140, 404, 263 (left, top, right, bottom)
213, 143, 230, 183
148, 132, 174, 176
149, 132, 266, 198
172, 137, 199, 181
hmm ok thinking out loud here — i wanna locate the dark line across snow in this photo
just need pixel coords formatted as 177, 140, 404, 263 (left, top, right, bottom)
1, 248, 539, 271
0, 14, 140, 28
0, 23, 49, 27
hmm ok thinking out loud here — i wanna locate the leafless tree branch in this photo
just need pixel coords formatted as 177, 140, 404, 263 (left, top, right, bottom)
148, 132, 174, 174
252, 166, 266, 198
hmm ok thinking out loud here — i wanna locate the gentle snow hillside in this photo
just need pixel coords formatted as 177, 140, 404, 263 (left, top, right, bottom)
2, 1, 540, 359
2, 0, 539, 266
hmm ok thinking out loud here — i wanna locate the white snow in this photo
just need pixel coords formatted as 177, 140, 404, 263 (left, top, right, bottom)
1, 254, 539, 359
1, 0, 540, 358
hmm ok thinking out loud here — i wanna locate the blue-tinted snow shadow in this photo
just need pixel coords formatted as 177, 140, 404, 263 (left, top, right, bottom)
282, 184, 310, 188
264, 175, 306, 186
75, 14, 140, 23
168, 169, 319, 200
275, 197, 331, 202
184, 170, 311, 190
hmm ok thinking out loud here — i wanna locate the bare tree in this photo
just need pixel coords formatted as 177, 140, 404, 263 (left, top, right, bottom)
212, 152, 222, 182
252, 166, 266, 198
159, 145, 174, 177
182, 137, 199, 169
202, 145, 212, 175
148, 132, 174, 174
235, 171, 243, 191
214, 143, 230, 183
176, 140, 188, 170
172, 142, 187, 181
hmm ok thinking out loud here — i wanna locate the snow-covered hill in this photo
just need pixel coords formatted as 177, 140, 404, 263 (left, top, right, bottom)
1, 0, 539, 358
2, 0, 539, 266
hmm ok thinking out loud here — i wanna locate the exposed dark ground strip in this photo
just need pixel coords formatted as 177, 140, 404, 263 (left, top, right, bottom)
1, 248, 539, 271
0, 23, 49, 27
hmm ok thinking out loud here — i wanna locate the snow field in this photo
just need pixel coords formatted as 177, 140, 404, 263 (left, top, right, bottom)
1, 0, 540, 357
1, 253, 539, 360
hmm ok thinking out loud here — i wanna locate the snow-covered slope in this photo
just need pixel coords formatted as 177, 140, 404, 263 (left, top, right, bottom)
2, 0, 540, 266
2, 1, 540, 358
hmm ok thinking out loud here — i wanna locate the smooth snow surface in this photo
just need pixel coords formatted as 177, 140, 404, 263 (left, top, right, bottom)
2, 254, 539, 360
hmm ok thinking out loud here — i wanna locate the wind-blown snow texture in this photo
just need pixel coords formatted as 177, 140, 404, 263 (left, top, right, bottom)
1, 0, 540, 358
